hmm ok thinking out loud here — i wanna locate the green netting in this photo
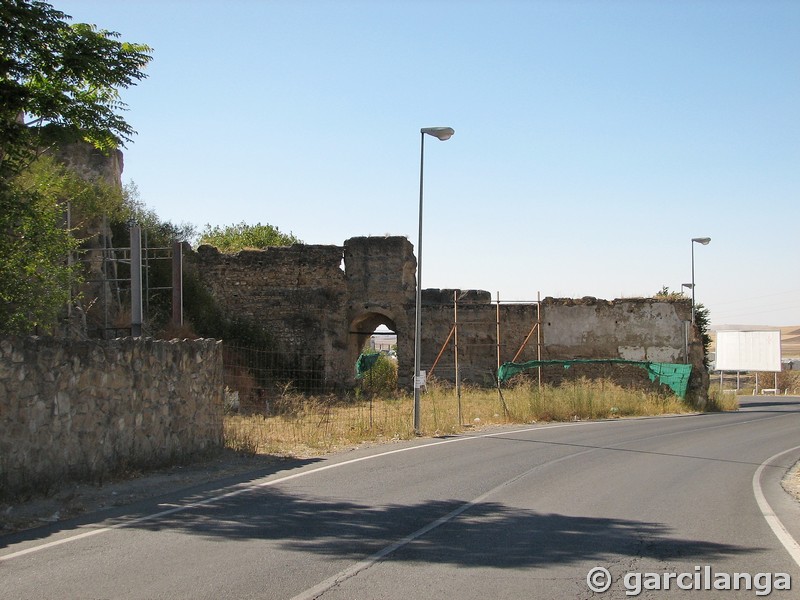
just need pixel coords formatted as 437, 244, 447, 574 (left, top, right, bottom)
355, 353, 381, 379
497, 359, 692, 399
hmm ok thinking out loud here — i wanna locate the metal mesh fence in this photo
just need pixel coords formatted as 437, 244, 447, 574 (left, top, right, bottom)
222, 344, 331, 411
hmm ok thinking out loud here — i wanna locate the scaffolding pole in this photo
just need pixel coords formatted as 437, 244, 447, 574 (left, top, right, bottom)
454, 290, 462, 423
428, 325, 455, 378
496, 291, 501, 372
537, 291, 542, 391
172, 241, 183, 327
130, 226, 143, 337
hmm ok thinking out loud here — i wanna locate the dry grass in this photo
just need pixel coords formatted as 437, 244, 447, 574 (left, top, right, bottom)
224, 379, 715, 458
710, 370, 800, 397
704, 386, 741, 412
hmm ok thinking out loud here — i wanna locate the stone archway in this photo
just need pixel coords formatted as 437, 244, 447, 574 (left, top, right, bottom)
349, 311, 398, 383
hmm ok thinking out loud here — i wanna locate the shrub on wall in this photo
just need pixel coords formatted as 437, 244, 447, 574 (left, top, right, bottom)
199, 222, 301, 252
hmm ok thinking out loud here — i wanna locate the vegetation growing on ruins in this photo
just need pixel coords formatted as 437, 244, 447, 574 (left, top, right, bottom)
0, 154, 132, 333
0, 0, 152, 175
655, 285, 712, 366
0, 0, 151, 334
199, 221, 301, 252
0, 170, 78, 333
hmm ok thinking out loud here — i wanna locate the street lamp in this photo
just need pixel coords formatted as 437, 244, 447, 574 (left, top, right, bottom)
414, 126, 454, 434
690, 237, 711, 324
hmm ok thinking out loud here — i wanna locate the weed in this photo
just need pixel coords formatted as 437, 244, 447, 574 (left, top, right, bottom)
224, 379, 717, 457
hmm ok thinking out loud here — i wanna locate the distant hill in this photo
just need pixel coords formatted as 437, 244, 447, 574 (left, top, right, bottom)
782, 326, 800, 358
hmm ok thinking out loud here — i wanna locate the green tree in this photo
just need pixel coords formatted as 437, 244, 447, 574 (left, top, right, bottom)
1, 154, 130, 333
15, 153, 124, 221
117, 181, 195, 247
0, 176, 77, 332
656, 286, 712, 366
199, 222, 301, 252
0, 0, 151, 334
694, 302, 712, 367
0, 0, 152, 175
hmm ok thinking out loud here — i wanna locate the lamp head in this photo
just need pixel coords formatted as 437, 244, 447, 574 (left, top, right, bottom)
692, 237, 711, 245
421, 127, 455, 141
682, 283, 694, 289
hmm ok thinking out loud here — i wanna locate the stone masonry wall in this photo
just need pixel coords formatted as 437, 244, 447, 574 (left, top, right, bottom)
0, 337, 224, 497
190, 242, 349, 388
189, 237, 417, 390
417, 294, 701, 399
188, 236, 705, 402
538, 297, 705, 400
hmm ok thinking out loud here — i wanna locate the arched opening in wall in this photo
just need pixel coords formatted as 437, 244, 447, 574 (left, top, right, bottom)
350, 312, 398, 393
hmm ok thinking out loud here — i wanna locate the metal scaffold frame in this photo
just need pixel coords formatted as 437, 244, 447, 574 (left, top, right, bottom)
427, 291, 543, 421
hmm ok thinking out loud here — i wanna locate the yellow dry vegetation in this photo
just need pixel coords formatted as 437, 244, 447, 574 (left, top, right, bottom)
224, 379, 722, 458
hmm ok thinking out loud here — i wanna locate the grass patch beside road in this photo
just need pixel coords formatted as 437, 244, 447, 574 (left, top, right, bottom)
224, 379, 719, 457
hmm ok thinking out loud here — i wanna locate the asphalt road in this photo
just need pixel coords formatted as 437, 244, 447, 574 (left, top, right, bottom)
3, 396, 800, 599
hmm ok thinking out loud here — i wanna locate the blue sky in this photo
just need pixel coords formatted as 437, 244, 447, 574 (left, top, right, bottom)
52, 0, 799, 327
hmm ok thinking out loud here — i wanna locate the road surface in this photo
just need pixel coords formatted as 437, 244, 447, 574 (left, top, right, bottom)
2, 396, 800, 599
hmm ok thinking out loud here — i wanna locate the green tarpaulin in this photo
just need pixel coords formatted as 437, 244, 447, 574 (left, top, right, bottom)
355, 353, 381, 379
497, 359, 692, 399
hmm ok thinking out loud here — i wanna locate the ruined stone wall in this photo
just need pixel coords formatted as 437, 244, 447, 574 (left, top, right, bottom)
416, 290, 539, 386
190, 243, 349, 389
538, 297, 704, 399
344, 237, 416, 387
50, 142, 124, 187
0, 337, 224, 496
416, 293, 702, 399
48, 141, 125, 339
541, 297, 690, 362
188, 237, 704, 401
189, 237, 417, 390
192, 243, 348, 350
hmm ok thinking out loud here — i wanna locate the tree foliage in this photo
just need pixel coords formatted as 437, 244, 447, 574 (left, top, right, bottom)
0, 0, 152, 175
656, 286, 712, 365
0, 0, 151, 334
0, 175, 78, 332
117, 181, 195, 247
15, 154, 124, 220
199, 222, 301, 252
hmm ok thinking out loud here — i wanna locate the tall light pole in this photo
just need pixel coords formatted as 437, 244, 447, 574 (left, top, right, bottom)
414, 126, 454, 434
690, 237, 711, 324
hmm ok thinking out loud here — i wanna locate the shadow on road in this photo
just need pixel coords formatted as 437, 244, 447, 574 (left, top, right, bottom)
0, 454, 322, 550
112, 487, 758, 568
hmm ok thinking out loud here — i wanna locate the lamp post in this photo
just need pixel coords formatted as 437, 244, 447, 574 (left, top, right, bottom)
414, 126, 454, 434
690, 237, 711, 324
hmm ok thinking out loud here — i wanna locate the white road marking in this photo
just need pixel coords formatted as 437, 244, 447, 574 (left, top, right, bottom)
288, 476, 506, 600
0, 422, 579, 563
5, 410, 800, 581
752, 445, 800, 569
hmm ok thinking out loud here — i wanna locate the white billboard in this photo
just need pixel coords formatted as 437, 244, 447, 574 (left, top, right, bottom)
715, 329, 781, 372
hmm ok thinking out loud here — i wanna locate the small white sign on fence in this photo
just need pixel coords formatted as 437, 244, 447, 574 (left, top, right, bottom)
414, 370, 427, 388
